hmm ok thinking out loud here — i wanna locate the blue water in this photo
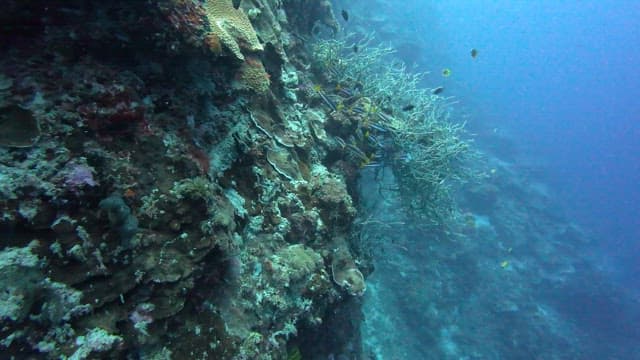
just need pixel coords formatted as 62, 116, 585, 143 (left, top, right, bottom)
422, 0, 640, 283
359, 0, 640, 293
336, 0, 640, 358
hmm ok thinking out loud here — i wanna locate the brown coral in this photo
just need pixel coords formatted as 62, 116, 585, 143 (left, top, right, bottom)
234, 56, 271, 93
202, 0, 263, 61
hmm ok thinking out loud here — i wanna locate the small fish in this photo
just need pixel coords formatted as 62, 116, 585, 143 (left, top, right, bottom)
432, 86, 444, 95
376, 111, 394, 123
363, 161, 383, 168
442, 68, 452, 77
346, 143, 369, 162
314, 86, 337, 111
336, 86, 353, 98
368, 122, 388, 133
232, 0, 241, 10
500, 261, 510, 269
319, 93, 337, 111
343, 95, 361, 107
470, 48, 478, 59
353, 44, 359, 53
401, 104, 415, 112
368, 135, 383, 148
341, 9, 349, 21
395, 152, 412, 163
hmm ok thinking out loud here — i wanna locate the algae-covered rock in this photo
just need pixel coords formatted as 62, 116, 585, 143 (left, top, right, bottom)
266, 145, 303, 181
272, 244, 324, 284
0, 241, 91, 324
0, 241, 43, 322
330, 237, 366, 296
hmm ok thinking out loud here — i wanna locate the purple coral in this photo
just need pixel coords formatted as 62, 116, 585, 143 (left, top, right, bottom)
63, 163, 98, 192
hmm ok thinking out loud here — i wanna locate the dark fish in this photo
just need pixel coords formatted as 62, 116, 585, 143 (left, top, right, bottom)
351, 106, 366, 115
343, 96, 360, 107
232, 0, 241, 10
432, 86, 444, 95
337, 86, 353, 98
341, 9, 349, 21
353, 44, 359, 53
471, 48, 478, 58
402, 104, 415, 112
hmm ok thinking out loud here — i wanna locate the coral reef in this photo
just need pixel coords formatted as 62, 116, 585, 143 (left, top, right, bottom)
0, 0, 367, 359
0, 0, 475, 357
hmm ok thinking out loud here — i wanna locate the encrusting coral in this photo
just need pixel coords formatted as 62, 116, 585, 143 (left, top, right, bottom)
202, 0, 264, 60
234, 56, 271, 93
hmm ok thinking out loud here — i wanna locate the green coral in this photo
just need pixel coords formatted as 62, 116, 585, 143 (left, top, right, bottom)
170, 176, 215, 201
272, 244, 323, 286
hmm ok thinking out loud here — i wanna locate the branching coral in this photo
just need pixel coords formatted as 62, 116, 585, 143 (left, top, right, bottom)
310, 33, 479, 225
202, 0, 263, 60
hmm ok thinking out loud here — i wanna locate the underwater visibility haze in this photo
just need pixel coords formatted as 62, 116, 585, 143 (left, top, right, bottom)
0, 0, 638, 359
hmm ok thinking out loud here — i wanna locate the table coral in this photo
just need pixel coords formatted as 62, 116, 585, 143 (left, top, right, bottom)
202, 0, 263, 61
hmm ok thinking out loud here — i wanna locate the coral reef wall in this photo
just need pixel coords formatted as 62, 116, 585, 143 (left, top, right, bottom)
0, 1, 365, 359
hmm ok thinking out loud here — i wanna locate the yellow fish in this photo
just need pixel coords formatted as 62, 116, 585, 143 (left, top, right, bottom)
442, 68, 452, 77
500, 260, 510, 269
